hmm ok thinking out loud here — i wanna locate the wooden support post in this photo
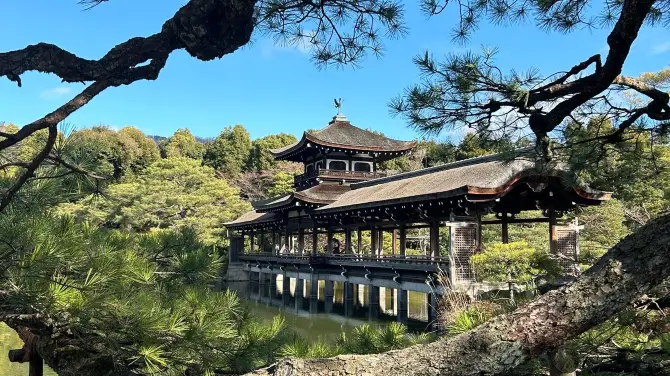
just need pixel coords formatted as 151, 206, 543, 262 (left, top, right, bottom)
258, 271, 265, 301
392, 229, 397, 255
282, 272, 290, 306
269, 273, 277, 300
309, 274, 319, 313
397, 289, 408, 324
378, 229, 384, 256
312, 223, 318, 256
399, 224, 406, 257
501, 213, 509, 244
298, 228, 305, 255
284, 225, 290, 254
368, 285, 380, 319
549, 207, 558, 254
324, 280, 334, 313
357, 228, 362, 255
370, 227, 377, 257
259, 232, 265, 253
430, 221, 440, 259
271, 231, 277, 254
345, 228, 352, 254
344, 282, 355, 317
295, 278, 304, 311
327, 228, 334, 255
476, 212, 483, 251
250, 230, 256, 253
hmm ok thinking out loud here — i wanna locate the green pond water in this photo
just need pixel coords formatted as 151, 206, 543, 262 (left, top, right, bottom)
229, 276, 434, 339
0, 323, 57, 376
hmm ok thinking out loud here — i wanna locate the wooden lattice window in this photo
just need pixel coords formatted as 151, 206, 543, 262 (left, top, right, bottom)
452, 226, 477, 282
556, 226, 579, 277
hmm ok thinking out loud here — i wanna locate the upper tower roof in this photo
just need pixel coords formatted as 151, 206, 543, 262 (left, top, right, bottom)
270, 114, 417, 162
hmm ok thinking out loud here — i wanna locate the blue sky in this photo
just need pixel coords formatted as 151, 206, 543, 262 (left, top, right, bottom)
1, 0, 668, 143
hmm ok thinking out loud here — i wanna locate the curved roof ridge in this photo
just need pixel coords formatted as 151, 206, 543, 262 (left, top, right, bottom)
351, 147, 536, 190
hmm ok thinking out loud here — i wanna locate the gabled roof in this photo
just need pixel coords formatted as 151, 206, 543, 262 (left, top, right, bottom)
223, 210, 277, 228
315, 150, 612, 214
257, 184, 351, 212
271, 114, 416, 161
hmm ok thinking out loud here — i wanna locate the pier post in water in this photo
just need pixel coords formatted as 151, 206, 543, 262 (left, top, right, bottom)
344, 282, 355, 317
368, 284, 380, 319
281, 271, 290, 307
397, 288, 408, 324
294, 277, 304, 311
309, 274, 319, 313
258, 271, 266, 301
269, 273, 277, 300
324, 280, 334, 313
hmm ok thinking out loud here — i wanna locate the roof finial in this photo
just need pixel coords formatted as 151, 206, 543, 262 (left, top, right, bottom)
332, 98, 347, 122
333, 98, 343, 114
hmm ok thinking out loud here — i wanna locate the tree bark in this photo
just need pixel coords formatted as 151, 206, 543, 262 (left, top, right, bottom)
248, 212, 670, 376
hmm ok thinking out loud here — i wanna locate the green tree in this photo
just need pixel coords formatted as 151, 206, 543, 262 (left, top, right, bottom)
68, 126, 160, 179
58, 157, 250, 245
246, 133, 297, 172
471, 240, 562, 300
162, 128, 205, 160
203, 125, 252, 176
0, 209, 290, 376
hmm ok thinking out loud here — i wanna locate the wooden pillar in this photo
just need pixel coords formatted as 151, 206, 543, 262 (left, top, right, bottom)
309, 274, 319, 313
257, 271, 265, 301
396, 289, 408, 324
259, 232, 265, 253
241, 231, 246, 254
295, 278, 304, 311
370, 227, 378, 257
357, 228, 362, 255
430, 221, 440, 259
501, 213, 509, 244
327, 228, 334, 255
312, 223, 318, 256
378, 229, 384, 256
298, 228, 305, 255
272, 231, 277, 254
250, 230, 256, 253
282, 272, 290, 306
284, 225, 290, 254
399, 224, 406, 257
324, 280, 334, 313
392, 229, 397, 255
269, 273, 277, 300
345, 228, 352, 254
368, 285, 380, 319
344, 282, 355, 317
476, 212, 483, 251
549, 207, 558, 254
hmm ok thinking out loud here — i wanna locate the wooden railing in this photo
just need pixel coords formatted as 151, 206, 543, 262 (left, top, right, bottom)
237, 252, 449, 267
294, 169, 388, 185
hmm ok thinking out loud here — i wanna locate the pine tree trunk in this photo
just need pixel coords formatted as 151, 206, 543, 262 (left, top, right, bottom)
248, 213, 670, 376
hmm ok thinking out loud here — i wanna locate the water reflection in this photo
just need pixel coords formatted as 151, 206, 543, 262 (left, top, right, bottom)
228, 274, 433, 337
0, 323, 57, 376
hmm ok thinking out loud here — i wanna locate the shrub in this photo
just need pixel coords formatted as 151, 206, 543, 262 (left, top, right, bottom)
471, 240, 562, 285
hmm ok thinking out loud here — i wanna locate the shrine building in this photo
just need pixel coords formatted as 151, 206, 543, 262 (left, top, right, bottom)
224, 112, 611, 326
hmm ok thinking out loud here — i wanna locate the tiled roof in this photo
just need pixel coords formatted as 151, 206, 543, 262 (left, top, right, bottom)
315, 152, 611, 213
223, 210, 277, 226
270, 115, 416, 158
258, 183, 351, 212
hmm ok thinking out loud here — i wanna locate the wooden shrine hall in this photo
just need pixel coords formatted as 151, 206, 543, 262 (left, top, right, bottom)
224, 113, 611, 321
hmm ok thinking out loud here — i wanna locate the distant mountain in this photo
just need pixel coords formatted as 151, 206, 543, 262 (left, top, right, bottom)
148, 135, 214, 144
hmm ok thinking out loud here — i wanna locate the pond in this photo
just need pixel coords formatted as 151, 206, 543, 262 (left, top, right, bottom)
0, 323, 57, 376
228, 276, 435, 339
